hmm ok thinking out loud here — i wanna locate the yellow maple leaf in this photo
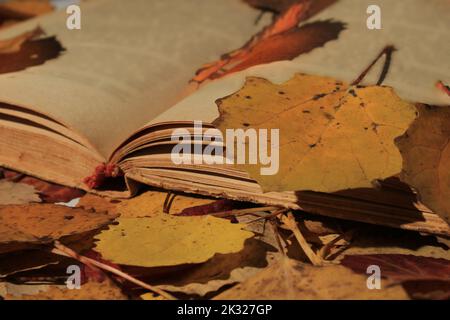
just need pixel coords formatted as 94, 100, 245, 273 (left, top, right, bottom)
94, 215, 253, 267
214, 73, 417, 193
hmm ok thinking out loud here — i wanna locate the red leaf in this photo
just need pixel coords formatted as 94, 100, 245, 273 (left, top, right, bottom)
342, 254, 450, 300
192, 0, 343, 83
192, 1, 311, 83
222, 20, 345, 77
342, 254, 450, 283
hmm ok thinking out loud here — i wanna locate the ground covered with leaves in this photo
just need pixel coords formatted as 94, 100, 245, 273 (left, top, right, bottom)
0, 168, 449, 300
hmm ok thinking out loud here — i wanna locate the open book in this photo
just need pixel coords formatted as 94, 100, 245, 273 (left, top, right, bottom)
1, 0, 449, 234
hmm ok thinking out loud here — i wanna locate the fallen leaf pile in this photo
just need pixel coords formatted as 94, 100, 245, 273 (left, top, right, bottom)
0, 177, 448, 300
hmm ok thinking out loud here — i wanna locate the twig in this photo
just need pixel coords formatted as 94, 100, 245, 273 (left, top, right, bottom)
50, 241, 176, 300
281, 212, 322, 266
163, 192, 176, 213
318, 230, 355, 260
270, 220, 287, 256
246, 208, 287, 224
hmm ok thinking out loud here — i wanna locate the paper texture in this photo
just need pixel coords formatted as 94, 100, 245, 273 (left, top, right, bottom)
0, 0, 266, 157
152, 0, 449, 125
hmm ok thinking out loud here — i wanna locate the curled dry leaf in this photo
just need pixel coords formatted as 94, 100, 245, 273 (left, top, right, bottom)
0, 180, 40, 205
214, 257, 408, 299
94, 215, 254, 268
214, 74, 417, 193
0, 204, 118, 254
396, 104, 450, 223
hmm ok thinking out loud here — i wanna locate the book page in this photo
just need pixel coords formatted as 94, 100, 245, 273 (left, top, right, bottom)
151, 0, 449, 125
0, 0, 267, 157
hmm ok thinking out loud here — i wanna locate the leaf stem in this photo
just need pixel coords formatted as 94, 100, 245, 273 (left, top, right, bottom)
352, 45, 396, 86
281, 212, 323, 266
50, 241, 177, 300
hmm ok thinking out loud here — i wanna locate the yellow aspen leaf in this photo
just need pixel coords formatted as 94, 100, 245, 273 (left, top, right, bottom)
94, 215, 253, 267
396, 104, 450, 223
214, 74, 417, 193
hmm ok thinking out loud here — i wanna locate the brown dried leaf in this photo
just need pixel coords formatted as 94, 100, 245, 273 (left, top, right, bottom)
396, 104, 450, 223
77, 193, 121, 215
220, 20, 345, 77
3, 168, 84, 203
0, 26, 64, 75
335, 227, 450, 261
0, 249, 61, 278
215, 257, 408, 299
0, 0, 53, 20
4, 279, 127, 300
0, 180, 40, 205
341, 254, 450, 299
0, 204, 117, 253
156, 239, 278, 297
342, 254, 450, 283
